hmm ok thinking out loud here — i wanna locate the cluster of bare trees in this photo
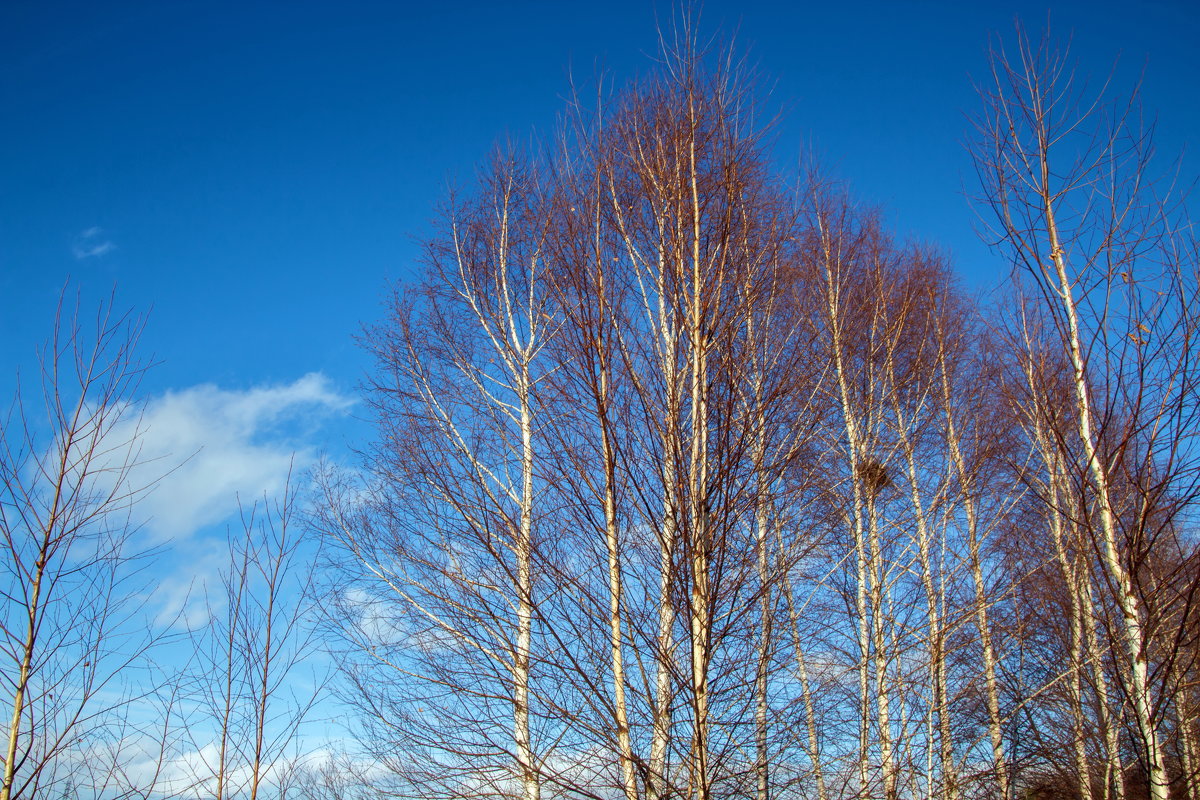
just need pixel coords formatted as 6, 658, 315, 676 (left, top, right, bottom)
0, 292, 321, 799
180, 479, 321, 800
2, 21, 1196, 800
317, 24, 1200, 800
971, 28, 1200, 800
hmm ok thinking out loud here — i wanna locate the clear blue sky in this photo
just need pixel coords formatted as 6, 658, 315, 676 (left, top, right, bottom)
2, 0, 1197, 466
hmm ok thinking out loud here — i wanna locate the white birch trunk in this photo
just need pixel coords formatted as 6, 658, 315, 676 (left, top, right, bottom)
820, 228, 873, 800
649, 245, 680, 800
935, 339, 1009, 800
685, 126, 712, 800
1047, 451, 1093, 800
868, 500, 896, 800
1042, 196, 1168, 800
1179, 709, 1199, 800
1081, 558, 1124, 800
601, 406, 636, 800
514, 363, 539, 800
782, 573, 829, 800
889, 346, 955, 800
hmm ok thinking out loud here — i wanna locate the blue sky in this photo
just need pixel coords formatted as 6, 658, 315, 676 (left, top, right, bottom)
4, 0, 1197, 408
1, 0, 1197, 783
1, 0, 1197, 554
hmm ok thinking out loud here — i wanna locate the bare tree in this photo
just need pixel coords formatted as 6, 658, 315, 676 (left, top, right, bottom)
184, 472, 321, 800
0, 289, 162, 800
318, 24, 821, 800
309, 18, 1200, 800
972, 25, 1200, 800
316, 150, 558, 800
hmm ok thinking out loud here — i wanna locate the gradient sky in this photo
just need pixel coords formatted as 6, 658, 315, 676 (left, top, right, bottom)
2, 0, 1198, 533
2, 0, 1198, 780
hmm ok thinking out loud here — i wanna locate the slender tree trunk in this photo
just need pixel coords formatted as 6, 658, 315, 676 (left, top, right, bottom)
650, 498, 676, 800
598, 370, 636, 800
1041, 194, 1168, 800
650, 249, 680, 800
576, 231, 637, 800
904, 444, 955, 800
868, 498, 897, 800
1069, 550, 1093, 800
640, 224, 681, 800
605, 475, 636, 800
1179, 708, 1199, 800
741, 241, 777, 800
817, 217, 875, 800
834, 329, 873, 798
754, 439, 772, 800
214, 543, 250, 800
1046, 451, 1093, 800
936, 347, 1009, 800
2, 428, 75, 800
685, 135, 712, 800
2, 566, 44, 800
782, 572, 829, 800
1079, 558, 1124, 800
854, 509, 872, 800
889, 347, 955, 800
515, 365, 540, 800
652, 294, 679, 800
248, 523, 287, 800
248, 599, 274, 800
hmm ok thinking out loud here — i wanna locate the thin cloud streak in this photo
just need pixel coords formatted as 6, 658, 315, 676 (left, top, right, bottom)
72, 226, 115, 259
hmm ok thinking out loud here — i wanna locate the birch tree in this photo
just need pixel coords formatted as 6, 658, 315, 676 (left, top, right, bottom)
320, 27, 827, 800
317, 153, 557, 800
972, 26, 1200, 800
0, 291, 161, 800
186, 475, 320, 800
595, 40, 807, 799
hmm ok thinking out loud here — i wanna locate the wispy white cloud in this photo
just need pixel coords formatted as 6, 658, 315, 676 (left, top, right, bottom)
72, 225, 115, 259
148, 551, 218, 629
112, 372, 354, 543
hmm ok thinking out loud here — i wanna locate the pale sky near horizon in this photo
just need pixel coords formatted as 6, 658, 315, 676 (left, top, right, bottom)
2, 0, 1197, 600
